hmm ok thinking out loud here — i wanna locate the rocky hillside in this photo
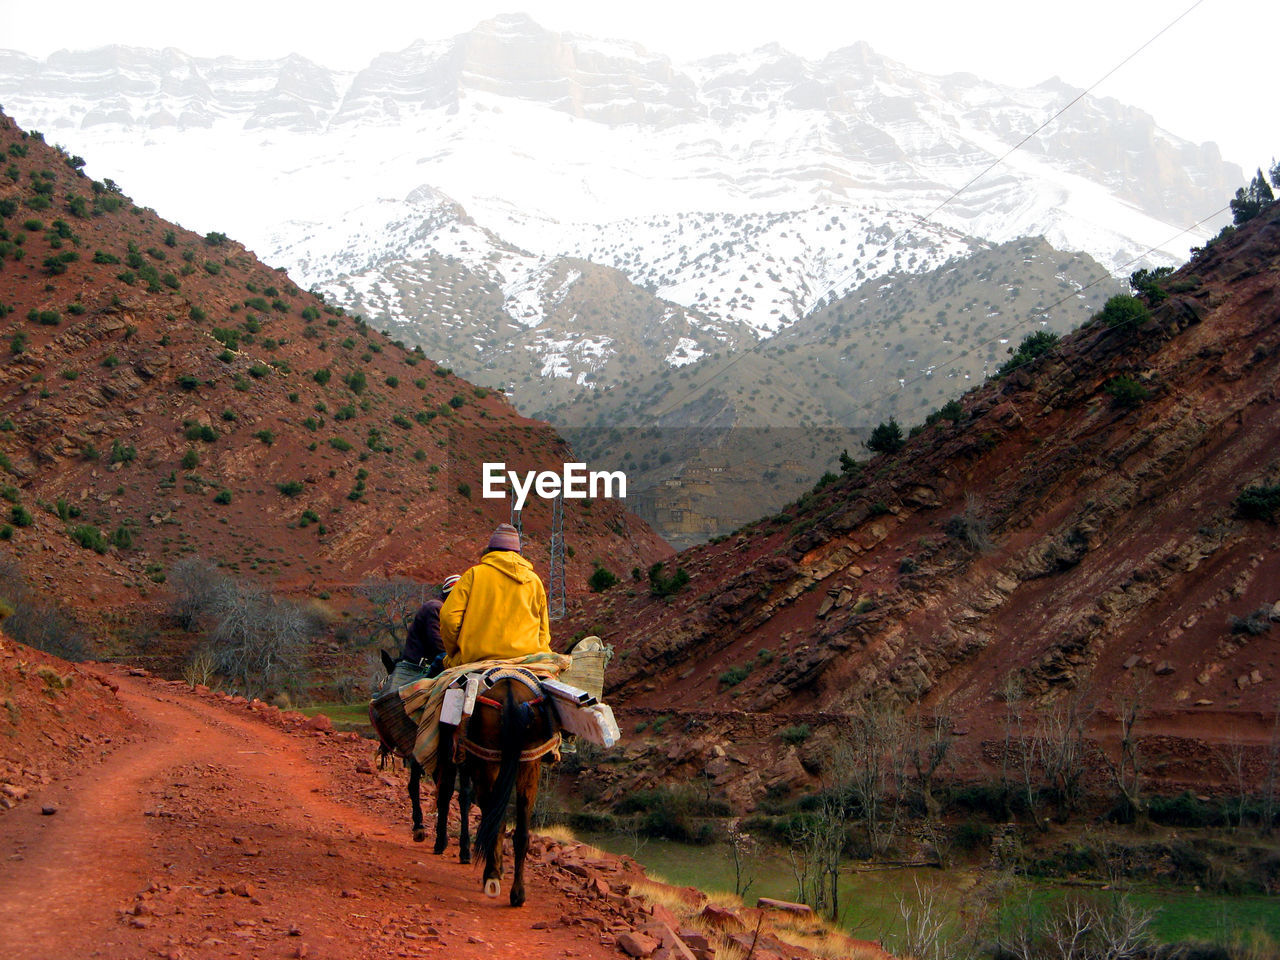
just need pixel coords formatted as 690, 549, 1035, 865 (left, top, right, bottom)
0, 112, 668, 618
559, 237, 1122, 546
0, 627, 131, 812
569, 202, 1280, 735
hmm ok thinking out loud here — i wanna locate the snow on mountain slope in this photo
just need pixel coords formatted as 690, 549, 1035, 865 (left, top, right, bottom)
271, 184, 752, 407
0, 13, 1242, 381
551, 206, 979, 334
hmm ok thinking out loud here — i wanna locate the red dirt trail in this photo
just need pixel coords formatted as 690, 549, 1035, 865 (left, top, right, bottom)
0, 671, 626, 960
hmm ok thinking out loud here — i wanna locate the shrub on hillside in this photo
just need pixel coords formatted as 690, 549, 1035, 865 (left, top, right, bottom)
587, 564, 618, 593
997, 330, 1060, 377
648, 561, 690, 598
1100, 294, 1150, 329
778, 724, 811, 745
1104, 375, 1151, 407
864, 418, 904, 454
69, 524, 108, 554
1235, 484, 1280, 522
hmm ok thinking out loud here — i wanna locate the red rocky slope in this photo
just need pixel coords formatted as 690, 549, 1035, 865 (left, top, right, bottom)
568, 203, 1280, 780
0, 111, 667, 621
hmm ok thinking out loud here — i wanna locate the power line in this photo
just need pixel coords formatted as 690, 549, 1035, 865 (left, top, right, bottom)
917, 0, 1209, 226
652, 201, 1227, 431
652, 0, 1208, 418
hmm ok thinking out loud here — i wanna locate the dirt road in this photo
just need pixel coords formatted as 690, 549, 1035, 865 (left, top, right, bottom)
0, 669, 635, 960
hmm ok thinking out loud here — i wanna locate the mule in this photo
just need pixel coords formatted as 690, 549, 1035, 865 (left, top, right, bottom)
462, 673, 558, 907
378, 650, 470, 859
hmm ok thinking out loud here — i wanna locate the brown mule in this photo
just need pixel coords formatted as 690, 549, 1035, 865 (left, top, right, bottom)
463, 674, 559, 907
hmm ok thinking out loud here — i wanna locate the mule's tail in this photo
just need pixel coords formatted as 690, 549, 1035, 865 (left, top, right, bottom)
474, 686, 531, 856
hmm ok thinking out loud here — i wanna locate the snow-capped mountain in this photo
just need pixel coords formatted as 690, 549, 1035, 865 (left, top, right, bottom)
0, 13, 1241, 403
267, 186, 756, 402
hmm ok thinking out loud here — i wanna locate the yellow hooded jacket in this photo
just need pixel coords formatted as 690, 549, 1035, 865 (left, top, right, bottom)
439, 550, 552, 668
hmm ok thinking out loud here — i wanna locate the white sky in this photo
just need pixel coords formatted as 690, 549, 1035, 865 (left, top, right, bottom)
0, 0, 1271, 172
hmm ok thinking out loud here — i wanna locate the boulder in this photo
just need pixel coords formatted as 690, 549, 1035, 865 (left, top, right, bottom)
617, 931, 660, 958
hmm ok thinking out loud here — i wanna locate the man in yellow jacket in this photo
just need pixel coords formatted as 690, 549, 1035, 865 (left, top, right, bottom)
439, 523, 552, 668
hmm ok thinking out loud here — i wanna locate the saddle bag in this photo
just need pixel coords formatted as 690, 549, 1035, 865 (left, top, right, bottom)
368, 660, 427, 759
369, 686, 418, 759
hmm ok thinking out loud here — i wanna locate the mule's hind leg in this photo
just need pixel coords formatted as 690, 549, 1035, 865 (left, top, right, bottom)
472, 762, 502, 896
432, 730, 455, 855
457, 764, 472, 865
509, 762, 539, 907
408, 759, 426, 843
482, 828, 504, 899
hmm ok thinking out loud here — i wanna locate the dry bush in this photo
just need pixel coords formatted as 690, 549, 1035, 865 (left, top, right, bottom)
944, 493, 992, 552
534, 824, 580, 846
997, 892, 1152, 960
0, 561, 87, 661
168, 555, 235, 630
353, 576, 423, 651
181, 645, 217, 688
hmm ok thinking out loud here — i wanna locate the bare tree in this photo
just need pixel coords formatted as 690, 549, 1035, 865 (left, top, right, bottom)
352, 577, 425, 652
837, 699, 908, 858
725, 818, 758, 899
892, 880, 964, 960
908, 713, 952, 823
1264, 699, 1280, 837
999, 671, 1024, 820
1090, 894, 1154, 960
1036, 684, 1092, 823
1004, 676, 1047, 831
1103, 673, 1150, 825
1214, 729, 1251, 832
999, 892, 1151, 960
788, 793, 846, 921
787, 827, 817, 908
168, 556, 236, 631
210, 587, 318, 699
0, 561, 87, 660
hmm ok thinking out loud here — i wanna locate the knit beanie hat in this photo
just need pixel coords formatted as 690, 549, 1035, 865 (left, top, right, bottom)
487, 522, 521, 553
441, 574, 462, 596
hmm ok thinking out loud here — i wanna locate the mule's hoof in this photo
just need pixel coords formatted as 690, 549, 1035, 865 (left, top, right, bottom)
460, 852, 471, 865
510, 889, 525, 908
413, 828, 426, 843
484, 878, 501, 899
432, 840, 446, 855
